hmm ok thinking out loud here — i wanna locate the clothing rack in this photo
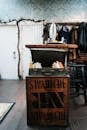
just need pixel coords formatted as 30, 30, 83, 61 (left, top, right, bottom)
45, 22, 86, 26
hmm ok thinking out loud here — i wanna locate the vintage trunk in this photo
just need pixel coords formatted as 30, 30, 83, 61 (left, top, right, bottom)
26, 73, 69, 126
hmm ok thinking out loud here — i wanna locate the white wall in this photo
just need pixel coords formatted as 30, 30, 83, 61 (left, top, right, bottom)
0, 21, 43, 79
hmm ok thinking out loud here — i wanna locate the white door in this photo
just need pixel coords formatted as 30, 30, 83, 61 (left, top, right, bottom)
20, 21, 43, 79
0, 25, 18, 79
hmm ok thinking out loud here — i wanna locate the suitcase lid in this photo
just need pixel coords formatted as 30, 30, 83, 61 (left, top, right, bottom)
31, 49, 68, 67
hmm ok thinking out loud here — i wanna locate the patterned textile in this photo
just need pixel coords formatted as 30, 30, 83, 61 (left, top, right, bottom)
0, 102, 14, 123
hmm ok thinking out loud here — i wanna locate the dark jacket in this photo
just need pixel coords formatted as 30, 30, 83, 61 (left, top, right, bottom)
59, 26, 70, 44
78, 22, 87, 52
43, 24, 49, 43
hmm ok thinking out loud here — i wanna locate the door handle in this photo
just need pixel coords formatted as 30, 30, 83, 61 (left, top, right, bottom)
13, 51, 16, 59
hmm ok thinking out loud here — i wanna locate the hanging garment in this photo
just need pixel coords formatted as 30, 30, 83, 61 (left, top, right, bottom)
59, 26, 70, 44
55, 24, 60, 41
43, 24, 49, 43
49, 23, 57, 41
70, 26, 78, 44
78, 22, 87, 52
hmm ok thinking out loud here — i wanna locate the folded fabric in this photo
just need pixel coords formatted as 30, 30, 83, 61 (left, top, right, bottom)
32, 62, 42, 68
52, 61, 64, 68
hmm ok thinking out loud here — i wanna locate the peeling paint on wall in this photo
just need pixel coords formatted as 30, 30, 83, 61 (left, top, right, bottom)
0, 0, 87, 22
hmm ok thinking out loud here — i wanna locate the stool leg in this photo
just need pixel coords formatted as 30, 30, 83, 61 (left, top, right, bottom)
84, 89, 87, 104
82, 66, 87, 104
76, 84, 80, 96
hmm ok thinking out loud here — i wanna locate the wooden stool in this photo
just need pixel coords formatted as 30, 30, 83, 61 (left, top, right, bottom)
69, 62, 87, 104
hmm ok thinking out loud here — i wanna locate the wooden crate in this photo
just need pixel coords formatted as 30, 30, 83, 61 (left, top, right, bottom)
26, 75, 69, 126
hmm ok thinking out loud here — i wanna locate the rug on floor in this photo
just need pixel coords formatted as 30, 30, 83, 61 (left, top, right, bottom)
0, 102, 15, 123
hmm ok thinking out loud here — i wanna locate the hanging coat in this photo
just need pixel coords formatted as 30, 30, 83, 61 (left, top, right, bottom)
70, 26, 78, 44
78, 22, 87, 52
43, 24, 49, 43
59, 26, 70, 44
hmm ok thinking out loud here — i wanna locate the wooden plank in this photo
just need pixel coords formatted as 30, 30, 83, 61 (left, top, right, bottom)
25, 44, 78, 49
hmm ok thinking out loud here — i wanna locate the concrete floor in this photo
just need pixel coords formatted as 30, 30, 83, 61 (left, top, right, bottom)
0, 80, 87, 130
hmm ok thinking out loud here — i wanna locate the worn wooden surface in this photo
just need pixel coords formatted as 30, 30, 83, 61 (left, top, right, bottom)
26, 76, 69, 126
25, 44, 78, 49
